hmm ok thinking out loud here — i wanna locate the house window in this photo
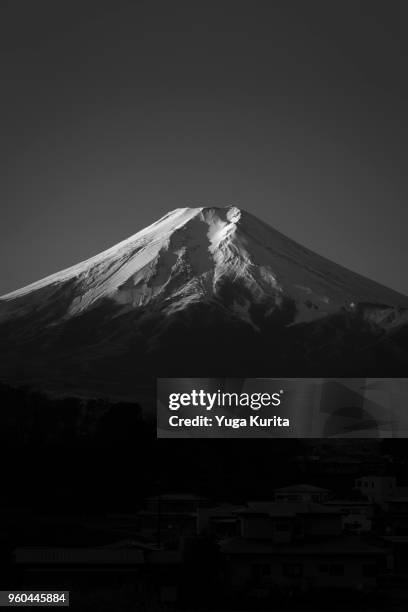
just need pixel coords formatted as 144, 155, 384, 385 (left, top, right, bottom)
318, 563, 344, 576
286, 495, 299, 502
283, 564, 303, 578
252, 564, 271, 579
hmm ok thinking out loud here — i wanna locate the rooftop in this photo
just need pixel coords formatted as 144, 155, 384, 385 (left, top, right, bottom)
242, 502, 340, 517
220, 535, 389, 556
275, 484, 330, 493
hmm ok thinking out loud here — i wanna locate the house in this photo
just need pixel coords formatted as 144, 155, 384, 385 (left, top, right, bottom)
14, 541, 183, 603
197, 504, 244, 538
218, 499, 391, 596
385, 496, 408, 535
354, 476, 396, 505
324, 500, 373, 533
138, 493, 209, 545
238, 502, 342, 542
219, 535, 390, 594
274, 484, 330, 504
13, 545, 145, 588
382, 536, 408, 572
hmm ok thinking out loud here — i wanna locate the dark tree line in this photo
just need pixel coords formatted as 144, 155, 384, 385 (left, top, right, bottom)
0, 381, 143, 447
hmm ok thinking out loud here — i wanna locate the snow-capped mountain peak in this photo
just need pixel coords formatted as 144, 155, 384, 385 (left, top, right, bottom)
1, 205, 407, 329
1, 205, 408, 392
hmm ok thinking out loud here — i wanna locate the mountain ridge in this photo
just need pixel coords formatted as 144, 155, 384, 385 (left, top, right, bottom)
1, 205, 407, 325
0, 205, 407, 393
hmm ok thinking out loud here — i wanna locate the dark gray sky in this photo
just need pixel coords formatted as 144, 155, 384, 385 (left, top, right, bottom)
1, 0, 408, 296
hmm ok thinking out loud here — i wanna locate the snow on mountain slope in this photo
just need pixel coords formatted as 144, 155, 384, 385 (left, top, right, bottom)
1, 205, 407, 329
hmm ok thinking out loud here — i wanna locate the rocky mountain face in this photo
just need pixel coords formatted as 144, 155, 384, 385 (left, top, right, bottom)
1, 206, 407, 398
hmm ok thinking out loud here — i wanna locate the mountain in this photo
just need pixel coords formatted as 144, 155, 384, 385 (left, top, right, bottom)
1, 205, 407, 398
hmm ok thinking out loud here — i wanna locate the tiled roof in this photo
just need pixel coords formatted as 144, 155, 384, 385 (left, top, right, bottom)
275, 484, 330, 493
241, 502, 339, 516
